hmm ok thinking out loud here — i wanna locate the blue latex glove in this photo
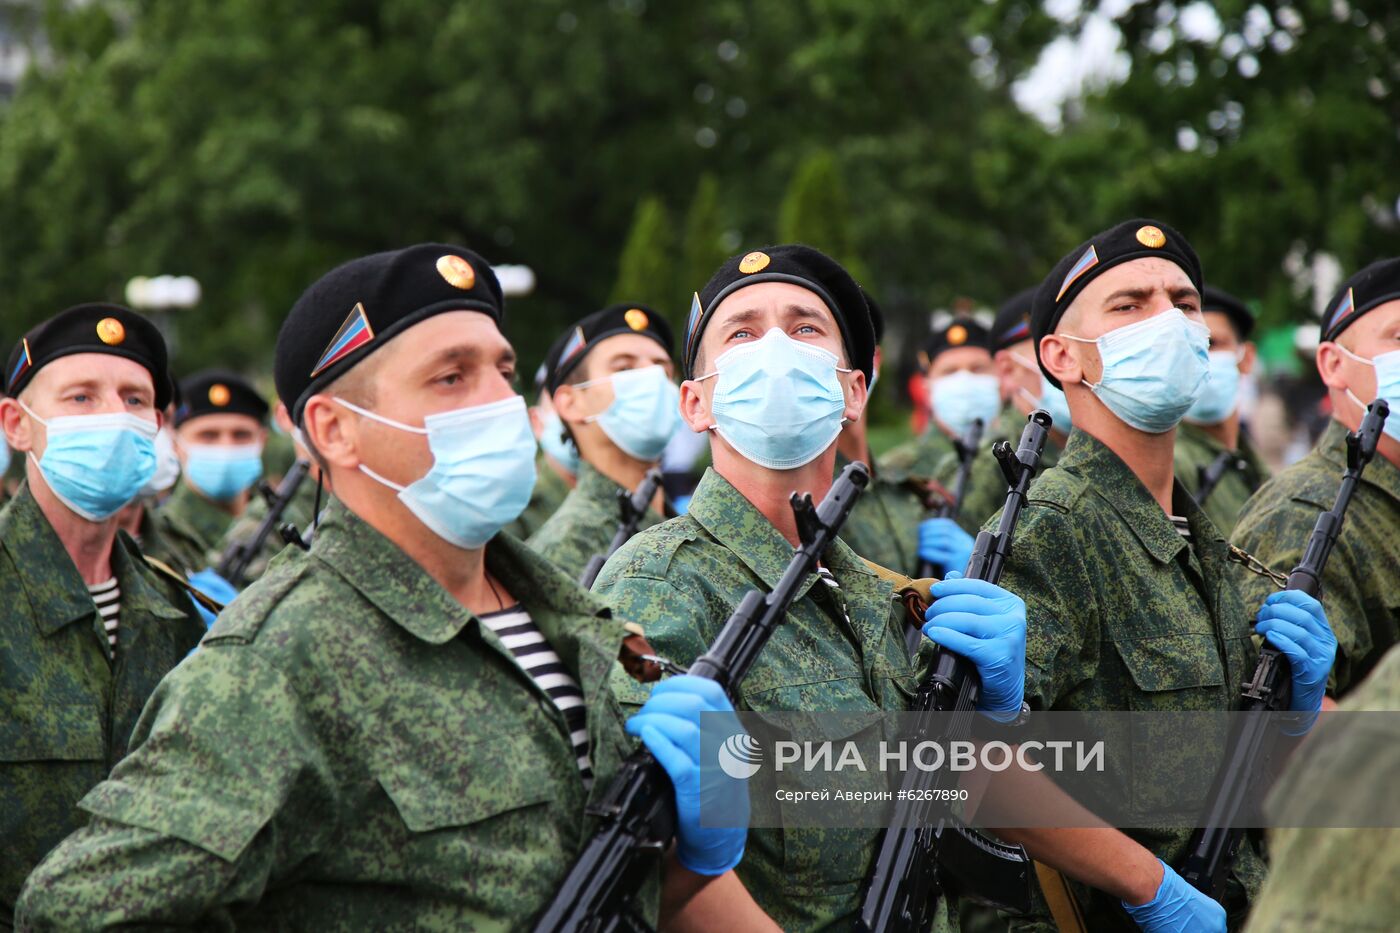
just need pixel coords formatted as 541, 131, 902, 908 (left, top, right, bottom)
187, 568, 239, 629
921, 571, 1026, 718
625, 675, 749, 875
1122, 859, 1225, 932
1255, 589, 1337, 735
918, 517, 974, 576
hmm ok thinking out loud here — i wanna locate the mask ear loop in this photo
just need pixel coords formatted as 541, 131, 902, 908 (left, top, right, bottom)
1055, 333, 1102, 391
1332, 344, 1381, 414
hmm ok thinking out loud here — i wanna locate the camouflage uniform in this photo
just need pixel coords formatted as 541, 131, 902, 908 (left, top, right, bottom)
1233, 419, 1400, 695
212, 472, 322, 584
527, 461, 665, 575
503, 453, 571, 541
16, 497, 657, 930
837, 451, 922, 578
877, 428, 955, 485
156, 480, 235, 561
136, 503, 208, 577
934, 406, 1064, 535
597, 468, 939, 932
993, 430, 1265, 930
1244, 643, 1400, 932
0, 485, 205, 922
1173, 421, 1269, 537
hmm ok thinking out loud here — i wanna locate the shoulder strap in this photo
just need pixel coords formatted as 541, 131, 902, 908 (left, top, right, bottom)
142, 555, 226, 615
1033, 860, 1087, 933
860, 558, 938, 615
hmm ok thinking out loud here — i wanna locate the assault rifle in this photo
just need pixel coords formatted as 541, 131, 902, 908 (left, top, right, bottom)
215, 459, 311, 588
1180, 399, 1389, 899
534, 461, 871, 933
857, 410, 1053, 933
579, 468, 664, 590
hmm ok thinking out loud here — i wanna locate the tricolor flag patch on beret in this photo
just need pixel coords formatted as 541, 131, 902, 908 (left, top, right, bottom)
1328, 287, 1356, 332
684, 292, 703, 361
1002, 318, 1031, 343
559, 326, 587, 366
311, 303, 374, 378
1056, 246, 1100, 302
7, 338, 31, 388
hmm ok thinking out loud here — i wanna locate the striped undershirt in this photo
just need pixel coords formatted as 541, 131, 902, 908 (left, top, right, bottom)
815, 567, 853, 627
479, 605, 593, 785
1168, 515, 1193, 541
88, 577, 121, 650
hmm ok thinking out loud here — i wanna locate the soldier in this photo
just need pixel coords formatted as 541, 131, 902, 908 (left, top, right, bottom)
1172, 286, 1269, 535
594, 245, 1206, 931
112, 405, 207, 575
158, 370, 270, 560
879, 315, 1002, 482
1233, 258, 1400, 695
504, 354, 577, 540
933, 288, 1073, 536
834, 292, 923, 577
0, 304, 206, 921
16, 245, 761, 929
527, 304, 677, 572
1243, 642, 1400, 932
993, 219, 1337, 929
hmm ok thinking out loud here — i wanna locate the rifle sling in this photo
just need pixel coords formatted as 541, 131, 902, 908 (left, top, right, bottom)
1033, 861, 1087, 933
142, 556, 226, 616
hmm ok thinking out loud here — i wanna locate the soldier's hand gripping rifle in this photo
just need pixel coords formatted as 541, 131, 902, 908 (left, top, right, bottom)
533, 462, 871, 933
215, 459, 311, 588
1194, 449, 1246, 508
858, 411, 1052, 933
1180, 398, 1389, 900
580, 468, 664, 590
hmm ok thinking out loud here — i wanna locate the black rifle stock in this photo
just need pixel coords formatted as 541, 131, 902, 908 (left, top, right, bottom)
533, 461, 871, 933
580, 468, 664, 590
908, 419, 985, 655
1194, 449, 1244, 508
214, 459, 310, 588
1180, 399, 1389, 899
858, 410, 1053, 933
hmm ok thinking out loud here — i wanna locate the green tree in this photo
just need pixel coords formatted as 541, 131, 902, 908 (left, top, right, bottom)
609, 195, 676, 320
679, 173, 728, 297
777, 149, 868, 283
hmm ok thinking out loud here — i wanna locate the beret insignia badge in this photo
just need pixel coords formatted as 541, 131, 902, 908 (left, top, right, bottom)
624, 308, 650, 331
739, 251, 771, 274
1136, 225, 1166, 248
1328, 287, 1356, 331
311, 302, 375, 378
947, 325, 968, 346
1056, 245, 1101, 302
7, 338, 32, 388
436, 254, 477, 290
95, 317, 126, 346
208, 383, 231, 406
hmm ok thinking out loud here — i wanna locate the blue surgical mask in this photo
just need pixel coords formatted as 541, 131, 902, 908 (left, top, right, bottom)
185, 443, 265, 502
578, 365, 680, 462
1010, 351, 1073, 431
1340, 345, 1400, 443
20, 402, 158, 520
929, 371, 1001, 437
1185, 350, 1243, 426
140, 427, 182, 497
699, 328, 850, 471
1064, 309, 1210, 434
336, 395, 538, 549
538, 409, 580, 473
0, 442, 10, 477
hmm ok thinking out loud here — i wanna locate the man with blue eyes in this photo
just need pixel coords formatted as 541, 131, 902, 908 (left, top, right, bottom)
1233, 258, 1400, 697
527, 303, 678, 573
989, 219, 1338, 930
0, 304, 205, 921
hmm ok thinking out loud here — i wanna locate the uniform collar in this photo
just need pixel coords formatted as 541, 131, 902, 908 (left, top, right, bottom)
574, 460, 624, 503
1057, 430, 1188, 565
166, 479, 233, 547
1317, 417, 1400, 505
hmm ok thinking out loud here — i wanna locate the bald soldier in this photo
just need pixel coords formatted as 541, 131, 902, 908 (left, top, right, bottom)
17, 245, 763, 929
1172, 286, 1269, 535
991, 219, 1337, 930
594, 245, 1228, 932
0, 305, 205, 923
1233, 258, 1400, 696
932, 288, 1073, 535
527, 304, 676, 573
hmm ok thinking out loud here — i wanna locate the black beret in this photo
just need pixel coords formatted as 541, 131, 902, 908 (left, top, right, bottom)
990, 288, 1036, 352
920, 316, 990, 367
175, 369, 269, 426
1320, 257, 1400, 344
685, 244, 875, 382
1033, 219, 1202, 388
1202, 285, 1255, 341
544, 303, 674, 393
863, 290, 886, 343
276, 244, 504, 423
5, 303, 173, 409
